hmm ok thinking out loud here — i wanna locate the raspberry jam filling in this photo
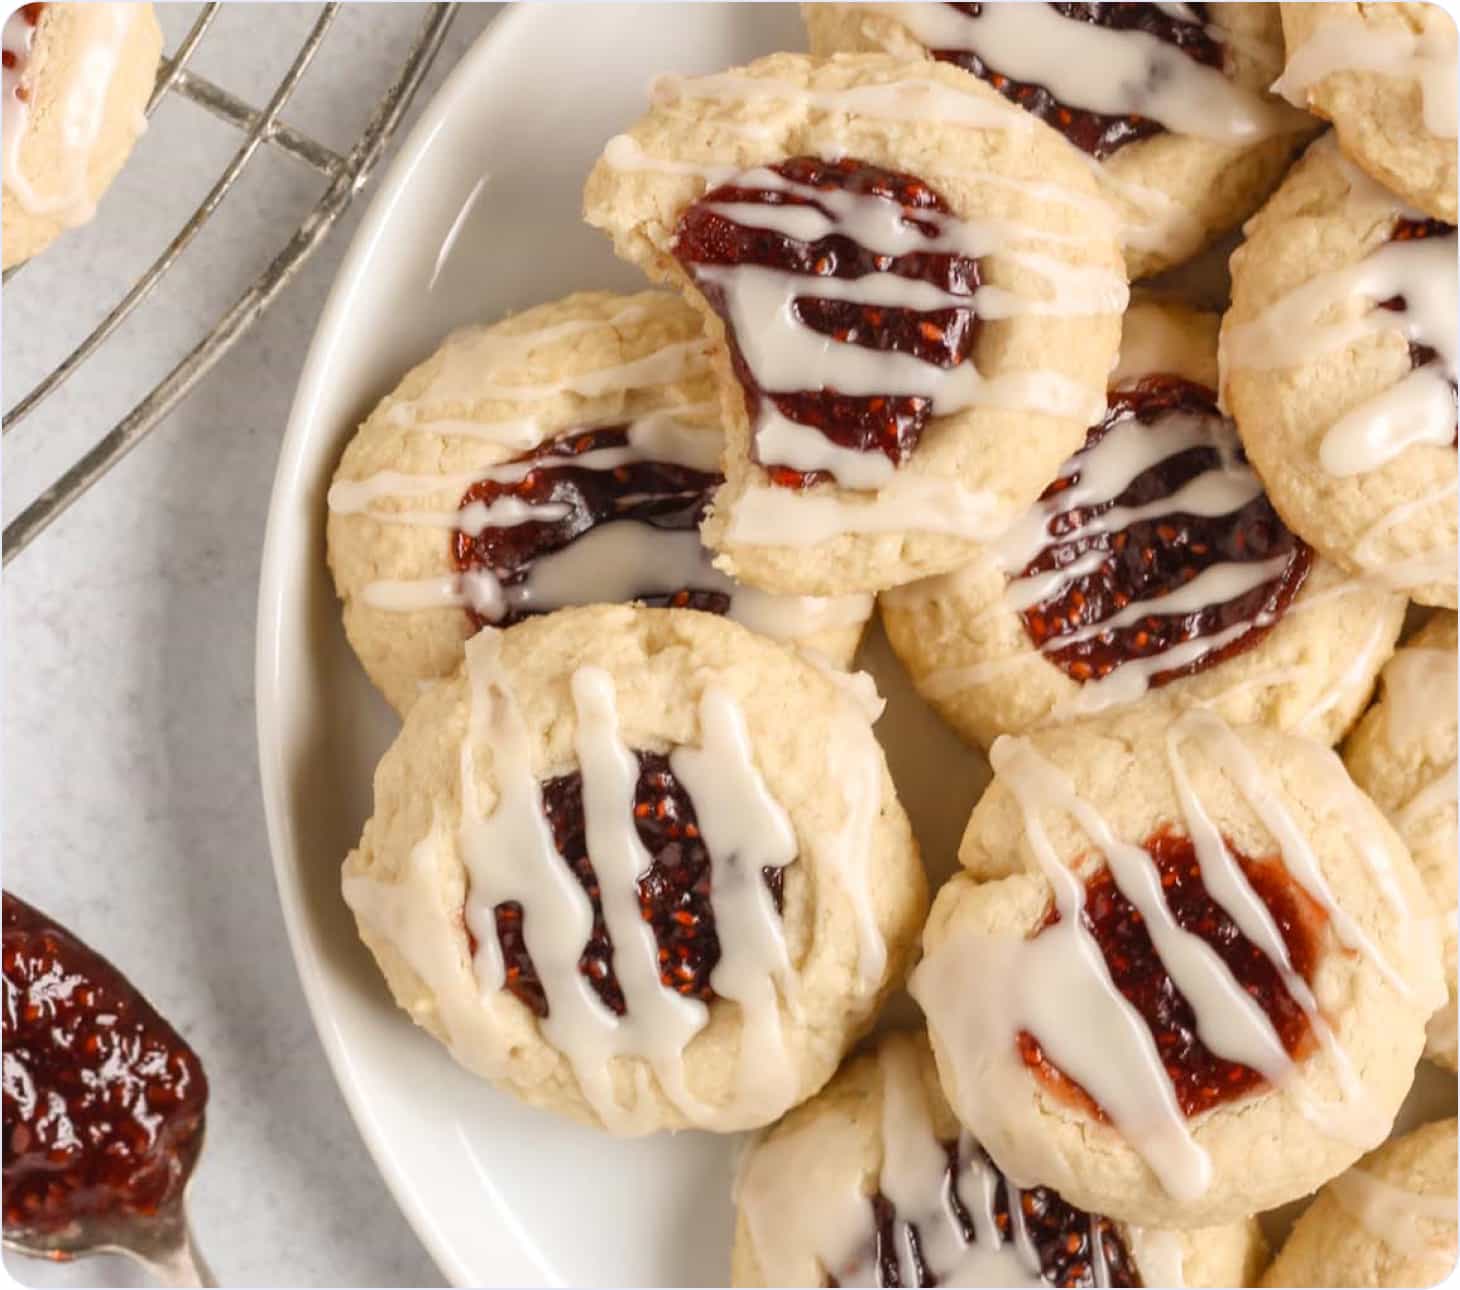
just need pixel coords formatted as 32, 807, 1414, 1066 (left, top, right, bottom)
932, 3, 1223, 159
452, 425, 727, 631
673, 156, 980, 490
2, 892, 208, 1238
486, 754, 783, 1018
1021, 829, 1324, 1118
1, 5, 43, 93
841, 1142, 1139, 1288
1385, 218, 1459, 398
1017, 375, 1313, 688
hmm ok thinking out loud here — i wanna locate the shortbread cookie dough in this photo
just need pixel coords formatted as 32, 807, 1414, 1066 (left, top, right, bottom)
1222, 136, 1457, 607
1276, 3, 1457, 222
732, 1030, 1269, 1288
584, 52, 1127, 597
803, 4, 1316, 279
342, 606, 926, 1134
1345, 612, 1459, 1071
326, 290, 873, 714
2, 3, 162, 269
1263, 1117, 1457, 1287
882, 299, 1405, 748
912, 712, 1446, 1227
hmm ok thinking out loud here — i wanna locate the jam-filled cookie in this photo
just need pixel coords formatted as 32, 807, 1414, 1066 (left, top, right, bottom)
1262, 1117, 1457, 1288
881, 299, 1406, 749
341, 605, 926, 1134
1276, 3, 1457, 223
911, 712, 1445, 1227
2, 3, 162, 269
583, 53, 1127, 597
802, 4, 1316, 279
1222, 135, 1458, 608
326, 291, 873, 714
1344, 612, 1458, 1072
732, 1030, 1269, 1288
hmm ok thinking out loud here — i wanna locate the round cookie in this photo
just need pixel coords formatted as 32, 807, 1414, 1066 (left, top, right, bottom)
341, 606, 927, 1134
1276, 3, 1457, 223
881, 298, 1406, 749
911, 711, 1446, 1228
1262, 1117, 1457, 1287
1222, 134, 1458, 608
732, 1030, 1269, 1288
583, 52, 1127, 597
1345, 612, 1459, 1072
2, 3, 162, 269
802, 3, 1317, 279
326, 290, 873, 714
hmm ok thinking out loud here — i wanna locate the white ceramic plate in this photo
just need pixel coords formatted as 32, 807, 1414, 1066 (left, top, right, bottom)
255, 6, 985, 1285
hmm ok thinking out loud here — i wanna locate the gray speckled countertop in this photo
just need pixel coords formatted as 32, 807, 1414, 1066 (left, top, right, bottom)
2, 5, 498, 1284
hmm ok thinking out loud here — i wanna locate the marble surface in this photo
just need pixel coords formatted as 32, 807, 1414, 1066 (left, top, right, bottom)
2, 5, 501, 1285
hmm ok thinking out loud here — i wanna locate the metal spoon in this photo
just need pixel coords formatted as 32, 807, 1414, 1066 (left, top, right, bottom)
3, 1130, 214, 1287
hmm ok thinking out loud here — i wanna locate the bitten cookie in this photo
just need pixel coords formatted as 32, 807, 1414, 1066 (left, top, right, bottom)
882, 298, 1405, 749
1263, 1117, 1457, 1288
2, 3, 162, 269
911, 712, 1445, 1228
1276, 3, 1457, 222
802, 3, 1316, 279
732, 1030, 1269, 1288
1345, 612, 1459, 1072
342, 606, 927, 1134
1222, 135, 1457, 608
583, 52, 1127, 597
326, 290, 872, 714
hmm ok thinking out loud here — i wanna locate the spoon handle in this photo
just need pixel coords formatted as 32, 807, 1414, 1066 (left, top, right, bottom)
137, 1220, 217, 1288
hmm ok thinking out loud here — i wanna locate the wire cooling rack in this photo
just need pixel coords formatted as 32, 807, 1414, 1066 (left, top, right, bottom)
1, 1, 460, 565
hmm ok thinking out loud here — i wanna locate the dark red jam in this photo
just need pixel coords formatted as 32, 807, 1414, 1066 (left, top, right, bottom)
451, 424, 728, 632
2, 5, 44, 91
2, 893, 208, 1238
838, 1141, 1139, 1287
931, 3, 1223, 159
487, 754, 785, 1019
1017, 375, 1312, 688
673, 156, 979, 489
1020, 828, 1324, 1119
1383, 218, 1458, 391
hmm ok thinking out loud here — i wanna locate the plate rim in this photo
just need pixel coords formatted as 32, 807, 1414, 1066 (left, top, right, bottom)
253, 7, 550, 1286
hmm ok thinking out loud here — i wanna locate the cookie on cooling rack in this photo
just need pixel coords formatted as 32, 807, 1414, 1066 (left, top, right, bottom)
1275, 3, 1457, 223
584, 52, 1127, 597
801, 4, 1316, 279
1345, 612, 1459, 1072
1263, 1117, 1458, 1288
911, 712, 1445, 1228
342, 605, 926, 1135
880, 298, 1406, 749
326, 290, 873, 714
1222, 135, 1457, 608
732, 1029, 1269, 1288
2, 3, 162, 269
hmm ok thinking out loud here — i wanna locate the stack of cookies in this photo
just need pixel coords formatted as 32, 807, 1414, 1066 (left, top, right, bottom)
325, 5, 1458, 1285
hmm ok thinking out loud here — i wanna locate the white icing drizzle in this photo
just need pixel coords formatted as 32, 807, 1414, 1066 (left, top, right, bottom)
912, 711, 1420, 1202
1352, 478, 1458, 592
1274, 12, 1458, 139
1379, 643, 1458, 853
1223, 228, 1458, 476
451, 633, 800, 1131
873, 3, 1304, 142
3, 3, 137, 224
1328, 1168, 1459, 1259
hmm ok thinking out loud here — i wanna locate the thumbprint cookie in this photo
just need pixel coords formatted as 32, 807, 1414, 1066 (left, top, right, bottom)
802, 3, 1317, 279
881, 298, 1405, 749
342, 605, 926, 1134
912, 712, 1445, 1227
584, 52, 1127, 597
1222, 135, 1457, 609
326, 290, 873, 714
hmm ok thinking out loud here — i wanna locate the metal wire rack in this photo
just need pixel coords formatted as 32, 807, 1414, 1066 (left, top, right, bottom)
1, 1, 460, 565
